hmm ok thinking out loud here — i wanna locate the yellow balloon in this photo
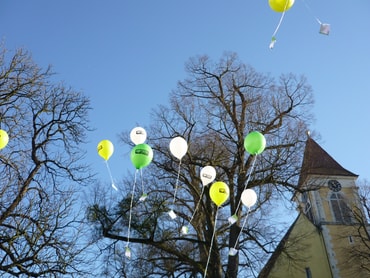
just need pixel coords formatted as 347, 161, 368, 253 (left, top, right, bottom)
209, 181, 230, 207
97, 139, 114, 161
0, 129, 9, 150
269, 0, 295, 12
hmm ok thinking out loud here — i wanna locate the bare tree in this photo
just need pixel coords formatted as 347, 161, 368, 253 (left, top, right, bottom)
0, 47, 94, 277
344, 179, 370, 275
88, 52, 314, 277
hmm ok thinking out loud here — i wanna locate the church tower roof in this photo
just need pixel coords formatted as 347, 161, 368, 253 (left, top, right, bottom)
298, 137, 358, 186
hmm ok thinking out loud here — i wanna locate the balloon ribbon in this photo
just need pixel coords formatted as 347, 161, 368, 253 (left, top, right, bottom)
105, 160, 117, 191
172, 159, 182, 204
228, 155, 257, 225
269, 0, 290, 49
126, 169, 138, 257
204, 206, 219, 278
229, 207, 252, 256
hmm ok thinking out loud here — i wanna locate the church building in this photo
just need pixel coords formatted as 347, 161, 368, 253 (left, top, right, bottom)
258, 137, 370, 278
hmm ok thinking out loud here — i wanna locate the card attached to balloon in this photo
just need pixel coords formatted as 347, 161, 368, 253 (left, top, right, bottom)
228, 214, 238, 225
229, 247, 238, 256
125, 247, 131, 259
139, 193, 148, 202
168, 209, 177, 219
319, 23, 330, 35
181, 225, 189, 235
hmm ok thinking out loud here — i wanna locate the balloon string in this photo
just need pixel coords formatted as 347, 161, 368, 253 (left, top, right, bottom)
126, 169, 138, 247
189, 186, 205, 224
105, 160, 117, 191
270, 0, 290, 47
140, 168, 145, 193
204, 206, 219, 278
233, 155, 257, 216
232, 207, 251, 251
300, 0, 322, 25
172, 159, 182, 205
271, 9, 286, 39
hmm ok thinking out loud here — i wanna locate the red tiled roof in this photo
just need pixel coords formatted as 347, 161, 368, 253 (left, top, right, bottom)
298, 137, 357, 186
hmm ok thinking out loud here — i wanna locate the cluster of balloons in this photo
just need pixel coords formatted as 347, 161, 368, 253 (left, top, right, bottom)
130, 127, 153, 169
0, 129, 9, 150
193, 131, 265, 235
97, 127, 154, 170
208, 131, 265, 207
96, 128, 266, 262
97, 129, 265, 206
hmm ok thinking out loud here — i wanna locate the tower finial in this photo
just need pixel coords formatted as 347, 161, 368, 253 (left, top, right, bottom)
306, 130, 311, 138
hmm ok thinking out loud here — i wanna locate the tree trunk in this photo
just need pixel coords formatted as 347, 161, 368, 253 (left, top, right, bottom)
208, 254, 223, 278
226, 224, 240, 277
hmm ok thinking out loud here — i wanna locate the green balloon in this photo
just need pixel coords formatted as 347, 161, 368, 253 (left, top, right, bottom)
130, 144, 153, 169
244, 131, 266, 155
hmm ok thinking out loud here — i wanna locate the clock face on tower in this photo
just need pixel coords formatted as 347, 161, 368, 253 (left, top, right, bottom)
328, 179, 342, 192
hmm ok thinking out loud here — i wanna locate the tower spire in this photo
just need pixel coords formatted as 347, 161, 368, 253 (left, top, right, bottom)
298, 137, 357, 187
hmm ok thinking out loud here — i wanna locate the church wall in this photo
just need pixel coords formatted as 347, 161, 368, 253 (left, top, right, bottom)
326, 224, 369, 277
265, 214, 332, 278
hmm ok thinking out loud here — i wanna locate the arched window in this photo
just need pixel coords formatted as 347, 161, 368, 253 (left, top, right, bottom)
330, 192, 352, 223
302, 192, 314, 223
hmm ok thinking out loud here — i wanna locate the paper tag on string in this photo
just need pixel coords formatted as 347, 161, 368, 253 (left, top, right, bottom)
319, 23, 330, 35
269, 37, 277, 49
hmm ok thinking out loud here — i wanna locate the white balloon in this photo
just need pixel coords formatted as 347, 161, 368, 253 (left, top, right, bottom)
241, 189, 257, 208
130, 127, 147, 145
169, 136, 188, 160
200, 166, 216, 186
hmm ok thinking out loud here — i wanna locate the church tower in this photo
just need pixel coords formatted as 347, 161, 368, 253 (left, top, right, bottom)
297, 136, 368, 277
259, 137, 370, 278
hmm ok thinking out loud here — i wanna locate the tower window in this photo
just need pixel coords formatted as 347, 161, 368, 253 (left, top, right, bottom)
302, 192, 314, 223
330, 192, 352, 223
305, 201, 314, 223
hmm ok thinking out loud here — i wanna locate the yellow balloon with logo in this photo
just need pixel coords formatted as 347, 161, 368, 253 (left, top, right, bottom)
97, 139, 114, 161
269, 0, 295, 12
209, 181, 230, 207
0, 129, 9, 150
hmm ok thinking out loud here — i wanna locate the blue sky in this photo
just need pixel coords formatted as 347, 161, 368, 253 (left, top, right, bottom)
1, 0, 369, 184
